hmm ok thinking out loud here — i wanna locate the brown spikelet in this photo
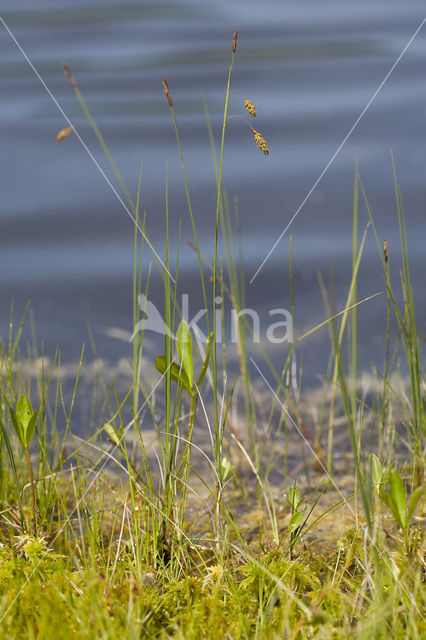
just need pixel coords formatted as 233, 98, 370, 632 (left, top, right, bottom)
383, 240, 389, 264
56, 126, 73, 143
62, 62, 76, 87
186, 238, 196, 252
244, 98, 256, 117
252, 129, 269, 155
162, 76, 173, 107
232, 30, 238, 54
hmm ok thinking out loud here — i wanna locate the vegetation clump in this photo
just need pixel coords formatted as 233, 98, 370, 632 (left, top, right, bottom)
0, 30, 424, 639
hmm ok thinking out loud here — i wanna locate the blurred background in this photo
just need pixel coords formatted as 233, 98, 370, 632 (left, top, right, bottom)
1, 0, 425, 390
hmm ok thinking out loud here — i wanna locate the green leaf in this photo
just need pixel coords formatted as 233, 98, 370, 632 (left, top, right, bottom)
17, 395, 33, 430
407, 486, 424, 523
176, 320, 193, 389
289, 511, 303, 533
219, 456, 233, 481
10, 396, 38, 448
103, 423, 121, 447
378, 470, 390, 500
369, 453, 382, 489
155, 356, 193, 394
25, 410, 39, 448
288, 486, 300, 511
196, 331, 213, 387
380, 492, 402, 527
9, 407, 25, 448
389, 471, 407, 529
0, 417, 25, 529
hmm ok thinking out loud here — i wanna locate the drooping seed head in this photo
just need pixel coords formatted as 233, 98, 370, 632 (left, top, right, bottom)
162, 76, 173, 107
56, 126, 73, 143
244, 98, 256, 117
253, 129, 269, 155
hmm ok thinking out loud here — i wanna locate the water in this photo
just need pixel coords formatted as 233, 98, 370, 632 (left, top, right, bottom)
1, 0, 425, 386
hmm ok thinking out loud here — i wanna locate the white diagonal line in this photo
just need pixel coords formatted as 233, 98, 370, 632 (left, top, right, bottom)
250, 17, 426, 283
249, 356, 424, 620
0, 364, 171, 623
0, 15, 175, 284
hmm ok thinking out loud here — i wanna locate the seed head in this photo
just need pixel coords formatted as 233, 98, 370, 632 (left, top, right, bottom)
162, 76, 173, 107
244, 98, 256, 117
253, 129, 269, 155
232, 30, 238, 54
62, 62, 76, 87
56, 126, 73, 143
383, 240, 389, 264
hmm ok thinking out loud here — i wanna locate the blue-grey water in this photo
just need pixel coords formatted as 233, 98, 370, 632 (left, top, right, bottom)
1, 1, 425, 396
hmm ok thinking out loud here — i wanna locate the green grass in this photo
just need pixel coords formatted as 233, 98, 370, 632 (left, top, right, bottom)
0, 32, 424, 639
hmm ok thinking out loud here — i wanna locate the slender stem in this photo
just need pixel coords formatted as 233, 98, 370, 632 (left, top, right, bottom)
227, 114, 254, 130
168, 104, 210, 334
175, 391, 197, 540
213, 47, 236, 450
133, 162, 144, 416
350, 165, 358, 433
25, 446, 37, 536
381, 249, 391, 460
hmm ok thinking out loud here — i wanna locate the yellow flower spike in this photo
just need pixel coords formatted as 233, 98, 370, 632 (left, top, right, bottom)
244, 98, 256, 117
56, 126, 73, 143
252, 129, 269, 155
